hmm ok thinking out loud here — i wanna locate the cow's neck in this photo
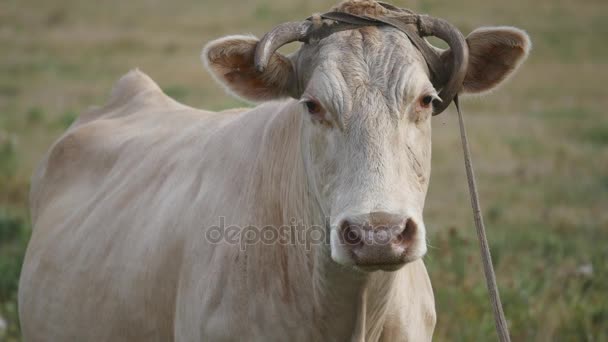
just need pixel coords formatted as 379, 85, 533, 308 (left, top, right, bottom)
311, 245, 397, 341
252, 101, 397, 340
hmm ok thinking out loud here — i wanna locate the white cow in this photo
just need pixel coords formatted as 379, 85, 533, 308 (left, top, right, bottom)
19, 1, 530, 341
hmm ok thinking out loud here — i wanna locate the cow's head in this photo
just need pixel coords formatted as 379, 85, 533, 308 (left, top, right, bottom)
203, 0, 530, 271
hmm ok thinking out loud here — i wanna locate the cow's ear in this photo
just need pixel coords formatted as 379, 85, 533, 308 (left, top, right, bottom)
459, 27, 531, 94
203, 35, 297, 103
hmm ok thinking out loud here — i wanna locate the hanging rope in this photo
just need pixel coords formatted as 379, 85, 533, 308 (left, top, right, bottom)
455, 96, 511, 342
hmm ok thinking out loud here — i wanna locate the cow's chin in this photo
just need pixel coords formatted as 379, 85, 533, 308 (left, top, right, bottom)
355, 263, 407, 272
329, 229, 427, 273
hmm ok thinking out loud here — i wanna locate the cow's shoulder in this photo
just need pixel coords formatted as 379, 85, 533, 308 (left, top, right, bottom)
30, 69, 199, 221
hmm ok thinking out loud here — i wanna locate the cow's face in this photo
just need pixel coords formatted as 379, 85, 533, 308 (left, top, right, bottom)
295, 27, 434, 270
203, 1, 530, 271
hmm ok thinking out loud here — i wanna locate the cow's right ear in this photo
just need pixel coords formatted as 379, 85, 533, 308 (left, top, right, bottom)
202, 35, 297, 103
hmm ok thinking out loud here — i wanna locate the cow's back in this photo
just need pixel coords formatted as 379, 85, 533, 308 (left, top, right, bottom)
19, 70, 246, 341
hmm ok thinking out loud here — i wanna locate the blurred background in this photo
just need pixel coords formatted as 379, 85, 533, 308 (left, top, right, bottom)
1, 0, 607, 340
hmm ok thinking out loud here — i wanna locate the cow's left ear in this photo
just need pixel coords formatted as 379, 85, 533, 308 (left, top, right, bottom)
460, 27, 531, 94
203, 35, 297, 103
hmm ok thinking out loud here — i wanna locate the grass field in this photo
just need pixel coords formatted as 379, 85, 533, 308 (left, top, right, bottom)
1, 0, 607, 340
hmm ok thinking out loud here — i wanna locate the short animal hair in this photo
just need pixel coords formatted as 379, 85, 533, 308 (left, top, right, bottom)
331, 0, 389, 17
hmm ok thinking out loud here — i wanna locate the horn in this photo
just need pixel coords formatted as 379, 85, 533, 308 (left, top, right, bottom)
417, 15, 469, 115
254, 16, 379, 73
254, 21, 312, 73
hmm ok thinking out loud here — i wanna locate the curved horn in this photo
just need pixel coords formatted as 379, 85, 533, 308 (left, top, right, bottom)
418, 15, 469, 115
254, 21, 312, 72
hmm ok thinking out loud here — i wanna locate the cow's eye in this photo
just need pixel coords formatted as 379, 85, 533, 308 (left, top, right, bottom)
420, 95, 434, 108
303, 100, 323, 115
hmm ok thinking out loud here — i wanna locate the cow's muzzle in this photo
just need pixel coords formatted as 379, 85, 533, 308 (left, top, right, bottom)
337, 212, 421, 271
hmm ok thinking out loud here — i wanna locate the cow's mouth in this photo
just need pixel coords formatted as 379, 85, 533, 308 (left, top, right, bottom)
354, 262, 406, 272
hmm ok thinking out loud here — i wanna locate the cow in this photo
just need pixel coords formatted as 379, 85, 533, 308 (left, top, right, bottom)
18, 0, 530, 341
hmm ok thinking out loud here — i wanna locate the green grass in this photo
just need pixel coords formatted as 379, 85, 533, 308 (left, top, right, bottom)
1, 0, 607, 340
0, 212, 29, 341
427, 221, 608, 341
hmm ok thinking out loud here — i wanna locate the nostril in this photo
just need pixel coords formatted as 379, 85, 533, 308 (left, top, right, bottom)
341, 220, 363, 247
396, 218, 417, 246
